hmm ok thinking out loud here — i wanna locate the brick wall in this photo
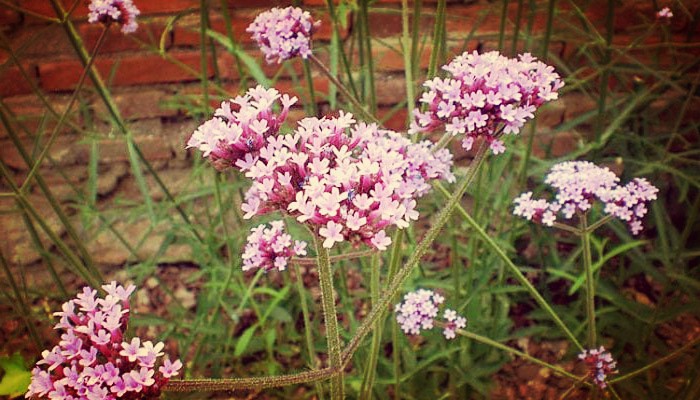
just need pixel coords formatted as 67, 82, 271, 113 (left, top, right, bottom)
1, 0, 698, 271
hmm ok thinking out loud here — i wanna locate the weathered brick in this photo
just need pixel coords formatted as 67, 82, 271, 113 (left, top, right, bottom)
172, 9, 347, 47
93, 88, 178, 121
377, 107, 408, 132
38, 51, 215, 92
78, 19, 173, 53
18, 0, 198, 20
0, 64, 37, 97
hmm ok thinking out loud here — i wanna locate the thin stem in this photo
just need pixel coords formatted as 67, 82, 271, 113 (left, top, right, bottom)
314, 235, 344, 399
291, 249, 376, 266
294, 262, 326, 400
434, 181, 584, 351
433, 132, 454, 151
341, 143, 490, 366
359, 253, 382, 400
552, 222, 583, 235
401, 0, 416, 127
308, 54, 381, 126
580, 212, 596, 348
48, 0, 204, 243
450, 326, 584, 382
21, 26, 109, 192
163, 368, 335, 392
585, 215, 613, 233
0, 248, 42, 348
608, 335, 700, 383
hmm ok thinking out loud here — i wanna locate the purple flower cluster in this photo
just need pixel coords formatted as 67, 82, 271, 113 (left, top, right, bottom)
513, 161, 658, 234
247, 6, 318, 64
88, 0, 140, 34
578, 347, 618, 389
26, 282, 181, 399
394, 290, 466, 340
238, 112, 454, 250
187, 86, 298, 171
410, 51, 564, 154
242, 221, 308, 272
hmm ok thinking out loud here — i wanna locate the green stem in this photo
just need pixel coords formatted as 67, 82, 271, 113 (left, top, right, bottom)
294, 262, 326, 400
163, 368, 335, 392
359, 253, 382, 400
315, 235, 344, 399
48, 0, 204, 243
552, 222, 582, 235
608, 335, 700, 384
585, 215, 613, 233
341, 143, 490, 366
434, 181, 584, 351
452, 327, 584, 382
0, 248, 42, 348
401, 0, 416, 128
291, 249, 376, 266
303, 60, 319, 116
580, 213, 596, 348
309, 54, 381, 126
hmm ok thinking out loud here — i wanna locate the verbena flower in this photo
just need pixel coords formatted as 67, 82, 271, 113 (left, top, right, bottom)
26, 282, 181, 399
239, 112, 455, 250
247, 7, 318, 64
187, 85, 298, 171
578, 347, 618, 389
88, 0, 140, 34
513, 161, 658, 234
394, 290, 466, 339
242, 221, 307, 272
410, 51, 564, 154
657, 7, 673, 20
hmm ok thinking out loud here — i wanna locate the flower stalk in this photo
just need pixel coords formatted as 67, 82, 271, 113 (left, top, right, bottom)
309, 53, 382, 125
314, 234, 345, 399
580, 212, 597, 348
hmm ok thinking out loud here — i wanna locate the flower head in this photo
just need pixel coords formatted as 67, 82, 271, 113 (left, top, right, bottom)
240, 112, 454, 250
410, 51, 563, 154
394, 290, 466, 339
187, 86, 298, 171
88, 0, 140, 33
657, 7, 673, 20
513, 161, 658, 234
247, 7, 318, 64
26, 282, 181, 399
578, 347, 618, 389
242, 221, 307, 272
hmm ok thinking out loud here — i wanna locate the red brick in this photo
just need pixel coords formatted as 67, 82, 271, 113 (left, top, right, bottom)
173, 9, 347, 47
18, 0, 198, 19
0, 3, 20, 26
216, 50, 305, 81
39, 52, 215, 92
377, 107, 408, 132
78, 19, 172, 53
0, 64, 37, 97
226, 0, 293, 9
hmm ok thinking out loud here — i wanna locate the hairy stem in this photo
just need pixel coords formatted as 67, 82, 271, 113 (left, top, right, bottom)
580, 213, 597, 348
434, 182, 584, 351
292, 249, 376, 265
163, 368, 335, 392
315, 235, 344, 399
341, 143, 490, 366
450, 326, 584, 382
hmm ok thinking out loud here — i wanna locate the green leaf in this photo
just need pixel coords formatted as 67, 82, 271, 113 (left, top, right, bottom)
234, 325, 257, 357
569, 240, 647, 295
0, 353, 31, 397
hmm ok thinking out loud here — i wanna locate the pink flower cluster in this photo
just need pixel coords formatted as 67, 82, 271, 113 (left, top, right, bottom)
410, 51, 563, 154
247, 6, 318, 64
394, 289, 466, 340
513, 161, 658, 234
88, 0, 140, 34
578, 347, 618, 389
187, 86, 297, 171
26, 282, 181, 399
238, 112, 454, 250
657, 7, 673, 20
242, 221, 307, 272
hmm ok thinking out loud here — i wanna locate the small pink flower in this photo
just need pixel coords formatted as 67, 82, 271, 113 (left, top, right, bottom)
159, 358, 183, 379
247, 7, 318, 64
320, 221, 345, 249
657, 7, 673, 20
